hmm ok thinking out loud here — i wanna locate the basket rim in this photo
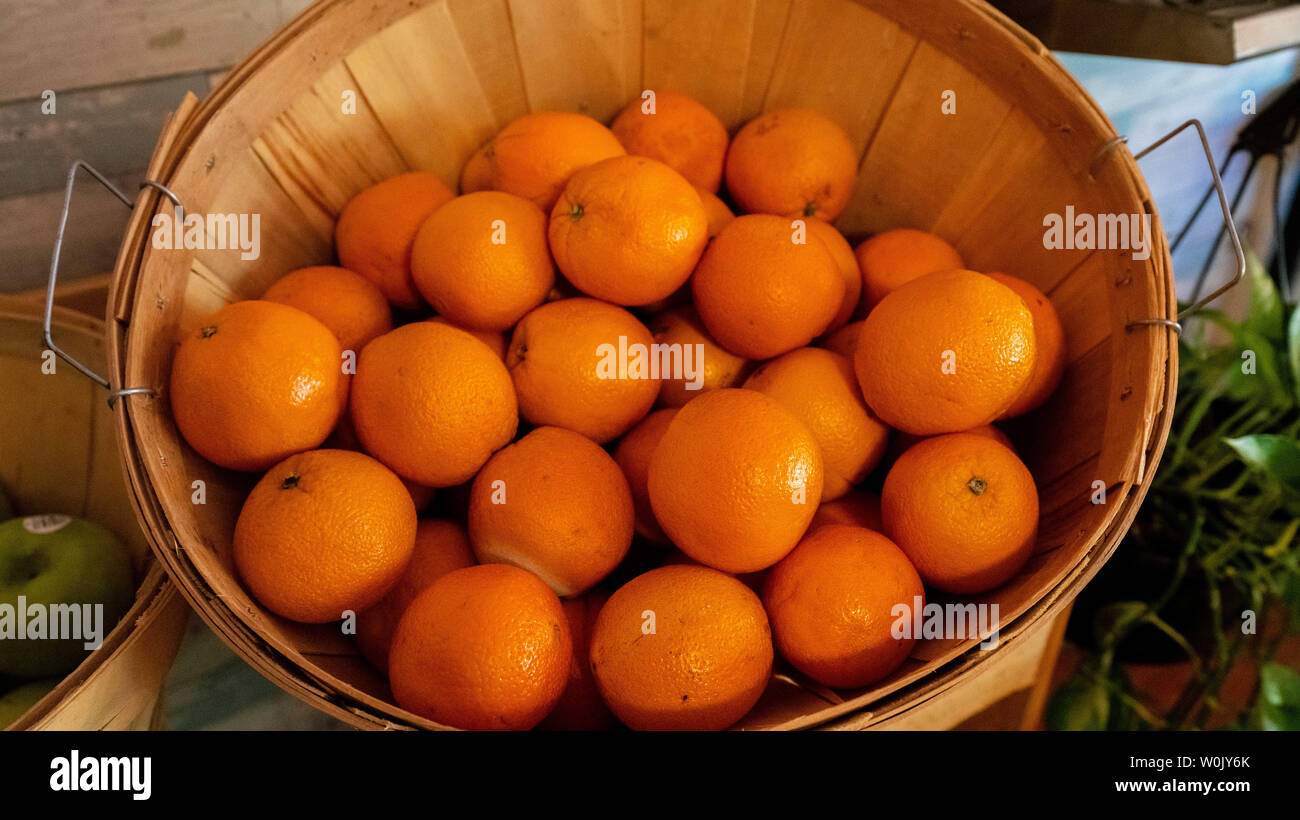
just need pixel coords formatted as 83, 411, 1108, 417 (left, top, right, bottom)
104, 0, 1179, 730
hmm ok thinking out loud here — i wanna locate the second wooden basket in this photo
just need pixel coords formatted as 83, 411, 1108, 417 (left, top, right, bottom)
105, 0, 1180, 729
0, 299, 189, 730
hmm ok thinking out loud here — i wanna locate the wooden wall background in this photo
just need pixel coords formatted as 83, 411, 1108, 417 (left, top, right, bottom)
0, 0, 312, 294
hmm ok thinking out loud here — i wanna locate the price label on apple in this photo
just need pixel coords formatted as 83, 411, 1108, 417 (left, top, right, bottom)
22, 514, 72, 535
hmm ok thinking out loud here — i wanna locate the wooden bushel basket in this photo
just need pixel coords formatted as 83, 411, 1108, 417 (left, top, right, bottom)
107, 0, 1180, 729
0, 300, 189, 731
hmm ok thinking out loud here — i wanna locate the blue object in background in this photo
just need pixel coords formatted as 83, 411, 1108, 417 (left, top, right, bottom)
163, 617, 350, 730
1057, 50, 1300, 301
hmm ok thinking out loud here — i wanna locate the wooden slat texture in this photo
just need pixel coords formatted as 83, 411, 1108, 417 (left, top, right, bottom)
0, 72, 213, 200
252, 62, 410, 236
738, 0, 797, 125
1021, 339, 1112, 486
763, 0, 917, 153
641, 0, 780, 130
928, 106, 1048, 242
506, 0, 643, 122
951, 135, 1110, 294
178, 258, 242, 337
0, 319, 97, 527
0, 0, 314, 103
345, 0, 524, 187
1043, 251, 1109, 362
445, 0, 532, 128
28, 578, 190, 730
839, 40, 1011, 237
189, 148, 334, 298
0, 173, 139, 294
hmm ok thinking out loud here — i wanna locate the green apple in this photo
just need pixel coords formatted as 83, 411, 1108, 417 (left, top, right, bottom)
0, 515, 134, 677
0, 678, 59, 728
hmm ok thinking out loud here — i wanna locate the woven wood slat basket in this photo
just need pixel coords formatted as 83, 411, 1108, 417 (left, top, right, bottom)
106, 0, 1177, 730
0, 301, 189, 731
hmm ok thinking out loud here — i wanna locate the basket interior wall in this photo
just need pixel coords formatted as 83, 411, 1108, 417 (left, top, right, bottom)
121, 0, 1172, 729
0, 308, 150, 571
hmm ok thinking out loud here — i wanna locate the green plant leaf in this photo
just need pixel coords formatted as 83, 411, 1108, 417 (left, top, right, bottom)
1193, 310, 1289, 405
1243, 247, 1284, 343
1258, 702, 1300, 730
1046, 675, 1110, 731
1259, 661, 1300, 707
1224, 434, 1300, 494
1093, 601, 1147, 648
1246, 664, 1300, 730
1284, 573, 1300, 631
1288, 304, 1300, 404
1225, 327, 1290, 406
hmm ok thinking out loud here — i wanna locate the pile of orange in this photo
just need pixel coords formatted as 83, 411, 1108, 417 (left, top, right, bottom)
168, 89, 1067, 731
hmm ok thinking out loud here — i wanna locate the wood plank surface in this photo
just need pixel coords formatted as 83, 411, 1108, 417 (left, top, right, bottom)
0, 0, 314, 103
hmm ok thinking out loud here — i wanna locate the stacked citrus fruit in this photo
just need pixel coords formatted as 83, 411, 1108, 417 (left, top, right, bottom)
169, 90, 1067, 731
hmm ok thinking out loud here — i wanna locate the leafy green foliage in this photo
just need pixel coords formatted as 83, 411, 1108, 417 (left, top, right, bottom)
1051, 247, 1299, 730
1046, 676, 1110, 731
1224, 435, 1300, 494
1250, 663, 1300, 730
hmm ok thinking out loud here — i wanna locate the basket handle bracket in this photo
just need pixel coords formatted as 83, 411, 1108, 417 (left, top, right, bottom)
45, 160, 182, 406
1093, 120, 1246, 337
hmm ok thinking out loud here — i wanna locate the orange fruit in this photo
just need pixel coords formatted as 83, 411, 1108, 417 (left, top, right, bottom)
989, 272, 1067, 418
763, 524, 923, 688
549, 155, 708, 306
648, 389, 823, 573
724, 108, 858, 220
659, 548, 767, 594
261, 265, 393, 353
486, 111, 626, 211
404, 481, 436, 515
697, 187, 735, 239
233, 449, 416, 623
355, 518, 475, 673
882, 432, 1039, 594
821, 319, 862, 359
610, 89, 728, 192
810, 490, 884, 532
427, 316, 507, 360
351, 321, 517, 486
613, 408, 678, 543
507, 298, 660, 443
459, 142, 493, 194
469, 426, 634, 597
170, 300, 347, 472
538, 589, 619, 731
389, 564, 571, 730
890, 422, 1016, 464
324, 412, 436, 511
805, 218, 862, 332
647, 306, 751, 408
589, 565, 772, 730
692, 214, 843, 359
855, 228, 964, 309
410, 191, 555, 331
744, 347, 889, 501
336, 172, 455, 309
854, 269, 1037, 435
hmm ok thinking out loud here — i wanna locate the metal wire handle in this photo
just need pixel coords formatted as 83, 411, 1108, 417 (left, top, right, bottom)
1090, 119, 1247, 336
44, 160, 182, 405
